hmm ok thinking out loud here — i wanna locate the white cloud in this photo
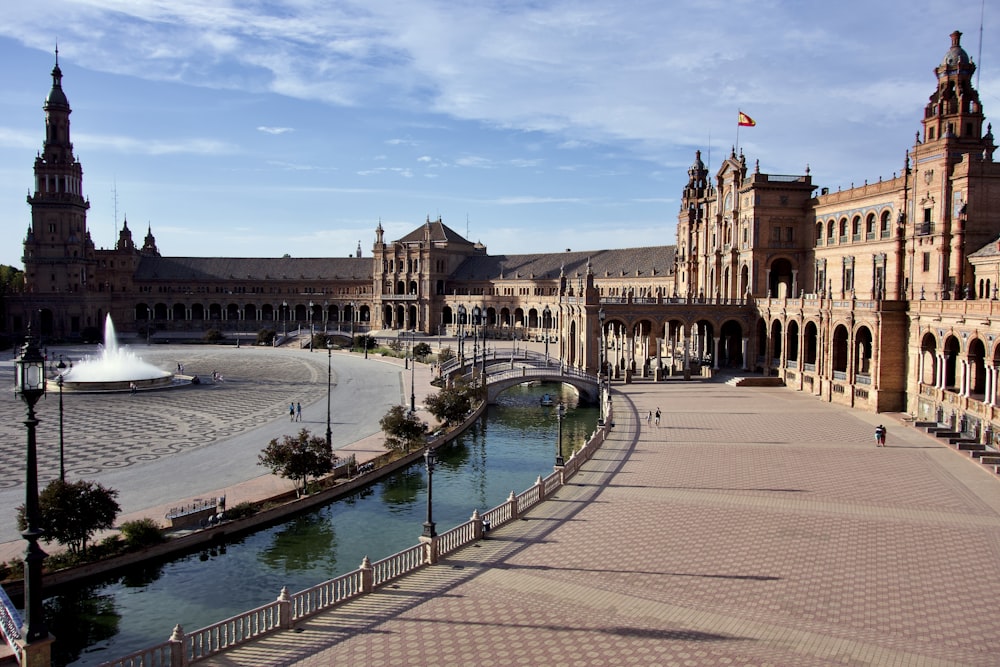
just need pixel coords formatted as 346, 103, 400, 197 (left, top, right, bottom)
257, 126, 294, 135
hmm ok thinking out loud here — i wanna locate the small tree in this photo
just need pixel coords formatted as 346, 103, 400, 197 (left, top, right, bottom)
412, 342, 432, 360
379, 405, 428, 453
258, 429, 335, 496
425, 378, 482, 425
204, 328, 225, 343
18, 479, 120, 555
437, 346, 455, 364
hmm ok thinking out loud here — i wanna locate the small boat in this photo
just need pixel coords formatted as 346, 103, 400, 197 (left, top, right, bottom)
540, 393, 554, 406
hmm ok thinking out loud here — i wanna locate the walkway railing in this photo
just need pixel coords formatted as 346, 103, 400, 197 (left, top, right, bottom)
101, 399, 615, 667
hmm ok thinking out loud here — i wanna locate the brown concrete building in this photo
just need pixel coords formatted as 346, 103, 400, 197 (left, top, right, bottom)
6, 32, 1000, 439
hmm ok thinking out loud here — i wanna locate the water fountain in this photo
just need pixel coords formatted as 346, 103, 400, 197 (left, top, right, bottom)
59, 315, 174, 392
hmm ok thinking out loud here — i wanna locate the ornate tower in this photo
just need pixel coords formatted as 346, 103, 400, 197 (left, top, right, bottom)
22, 52, 95, 336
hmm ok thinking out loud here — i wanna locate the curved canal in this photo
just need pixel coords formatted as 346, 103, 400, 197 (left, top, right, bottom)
49, 382, 599, 667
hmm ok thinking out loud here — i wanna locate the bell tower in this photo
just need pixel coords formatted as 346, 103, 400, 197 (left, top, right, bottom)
921, 31, 984, 146
23, 50, 93, 297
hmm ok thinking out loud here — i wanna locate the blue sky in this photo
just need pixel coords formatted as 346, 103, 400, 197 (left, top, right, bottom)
1, 1, 997, 268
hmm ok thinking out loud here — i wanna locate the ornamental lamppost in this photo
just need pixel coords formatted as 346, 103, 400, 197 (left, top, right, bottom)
599, 307, 606, 424
410, 331, 417, 413
555, 401, 566, 467
457, 305, 467, 365
15, 334, 51, 653
422, 446, 437, 537
349, 301, 356, 351
57, 355, 66, 482
543, 305, 551, 367
472, 305, 481, 366
326, 339, 333, 448
282, 301, 288, 337
309, 301, 315, 351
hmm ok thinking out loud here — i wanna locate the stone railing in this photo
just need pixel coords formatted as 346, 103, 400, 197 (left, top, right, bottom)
100, 401, 616, 667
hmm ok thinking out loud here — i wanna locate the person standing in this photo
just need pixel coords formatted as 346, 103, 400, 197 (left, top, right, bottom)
875, 424, 886, 447
655, 408, 661, 427
289, 402, 295, 422
296, 402, 302, 422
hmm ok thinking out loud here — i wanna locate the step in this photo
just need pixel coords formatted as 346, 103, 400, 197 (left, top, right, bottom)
953, 441, 984, 450
978, 455, 1000, 465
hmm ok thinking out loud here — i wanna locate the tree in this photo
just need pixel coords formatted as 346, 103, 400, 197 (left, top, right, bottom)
257, 328, 276, 345
18, 479, 120, 555
258, 429, 335, 496
379, 405, 428, 453
412, 342, 432, 360
437, 346, 455, 364
425, 378, 483, 425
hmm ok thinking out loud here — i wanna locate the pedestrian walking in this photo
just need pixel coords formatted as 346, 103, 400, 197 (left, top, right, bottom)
875, 424, 886, 447
655, 408, 661, 427
296, 402, 302, 421
646, 411, 652, 426
289, 402, 295, 421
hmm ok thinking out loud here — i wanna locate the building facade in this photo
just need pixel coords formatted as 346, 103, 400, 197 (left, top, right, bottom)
6, 32, 1000, 437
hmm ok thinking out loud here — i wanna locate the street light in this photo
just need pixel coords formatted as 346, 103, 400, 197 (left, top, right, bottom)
410, 331, 417, 414
146, 307, 152, 344
599, 307, 606, 424
555, 402, 565, 467
326, 339, 333, 449
457, 305, 466, 365
282, 301, 288, 337
349, 301, 356, 351
57, 355, 66, 482
543, 305, 551, 367
309, 301, 315, 351
422, 446, 437, 537
14, 334, 49, 646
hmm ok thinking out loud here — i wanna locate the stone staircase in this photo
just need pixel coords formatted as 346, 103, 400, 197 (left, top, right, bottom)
725, 376, 785, 387
915, 421, 1000, 475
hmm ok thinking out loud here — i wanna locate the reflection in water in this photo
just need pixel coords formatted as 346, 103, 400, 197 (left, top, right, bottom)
260, 514, 338, 573
51, 381, 598, 666
46, 586, 120, 667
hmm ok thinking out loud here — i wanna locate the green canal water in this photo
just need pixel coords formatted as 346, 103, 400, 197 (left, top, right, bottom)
49, 382, 599, 666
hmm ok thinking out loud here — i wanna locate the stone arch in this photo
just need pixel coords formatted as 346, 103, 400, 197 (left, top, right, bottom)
920, 331, 938, 385
719, 319, 744, 368
854, 325, 873, 375
770, 319, 783, 362
831, 324, 849, 373
968, 337, 986, 397
803, 320, 819, 367
943, 335, 961, 391
786, 319, 799, 364
768, 257, 794, 298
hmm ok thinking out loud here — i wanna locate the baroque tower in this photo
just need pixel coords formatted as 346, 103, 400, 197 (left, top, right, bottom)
22, 52, 94, 336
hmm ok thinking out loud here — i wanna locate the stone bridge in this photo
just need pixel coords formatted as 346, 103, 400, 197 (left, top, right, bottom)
444, 353, 599, 404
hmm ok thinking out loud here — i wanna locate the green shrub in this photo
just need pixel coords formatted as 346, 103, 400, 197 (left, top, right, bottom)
120, 518, 165, 549
224, 501, 258, 521
204, 328, 225, 343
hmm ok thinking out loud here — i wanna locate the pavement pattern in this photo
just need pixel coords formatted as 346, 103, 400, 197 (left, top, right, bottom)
0, 343, 424, 559
203, 381, 1000, 667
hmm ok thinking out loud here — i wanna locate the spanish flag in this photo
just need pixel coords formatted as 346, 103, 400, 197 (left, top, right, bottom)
738, 111, 756, 127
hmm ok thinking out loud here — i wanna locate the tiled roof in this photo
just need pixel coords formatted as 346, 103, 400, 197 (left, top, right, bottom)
450, 246, 676, 281
968, 236, 1000, 259
397, 219, 475, 245
134, 256, 372, 281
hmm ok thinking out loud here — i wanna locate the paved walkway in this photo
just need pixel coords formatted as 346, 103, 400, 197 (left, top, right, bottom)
204, 380, 1000, 667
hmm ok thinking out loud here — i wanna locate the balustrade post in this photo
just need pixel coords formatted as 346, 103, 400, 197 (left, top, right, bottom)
535, 475, 546, 500
420, 534, 439, 565
169, 624, 187, 667
277, 586, 292, 629
507, 490, 519, 520
359, 556, 374, 594
471, 509, 483, 540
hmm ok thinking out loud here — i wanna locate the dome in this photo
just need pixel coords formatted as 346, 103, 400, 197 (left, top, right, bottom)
940, 31, 971, 70
45, 63, 69, 108
689, 150, 705, 175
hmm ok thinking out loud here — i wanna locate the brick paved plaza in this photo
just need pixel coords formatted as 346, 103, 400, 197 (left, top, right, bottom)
207, 380, 1000, 666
